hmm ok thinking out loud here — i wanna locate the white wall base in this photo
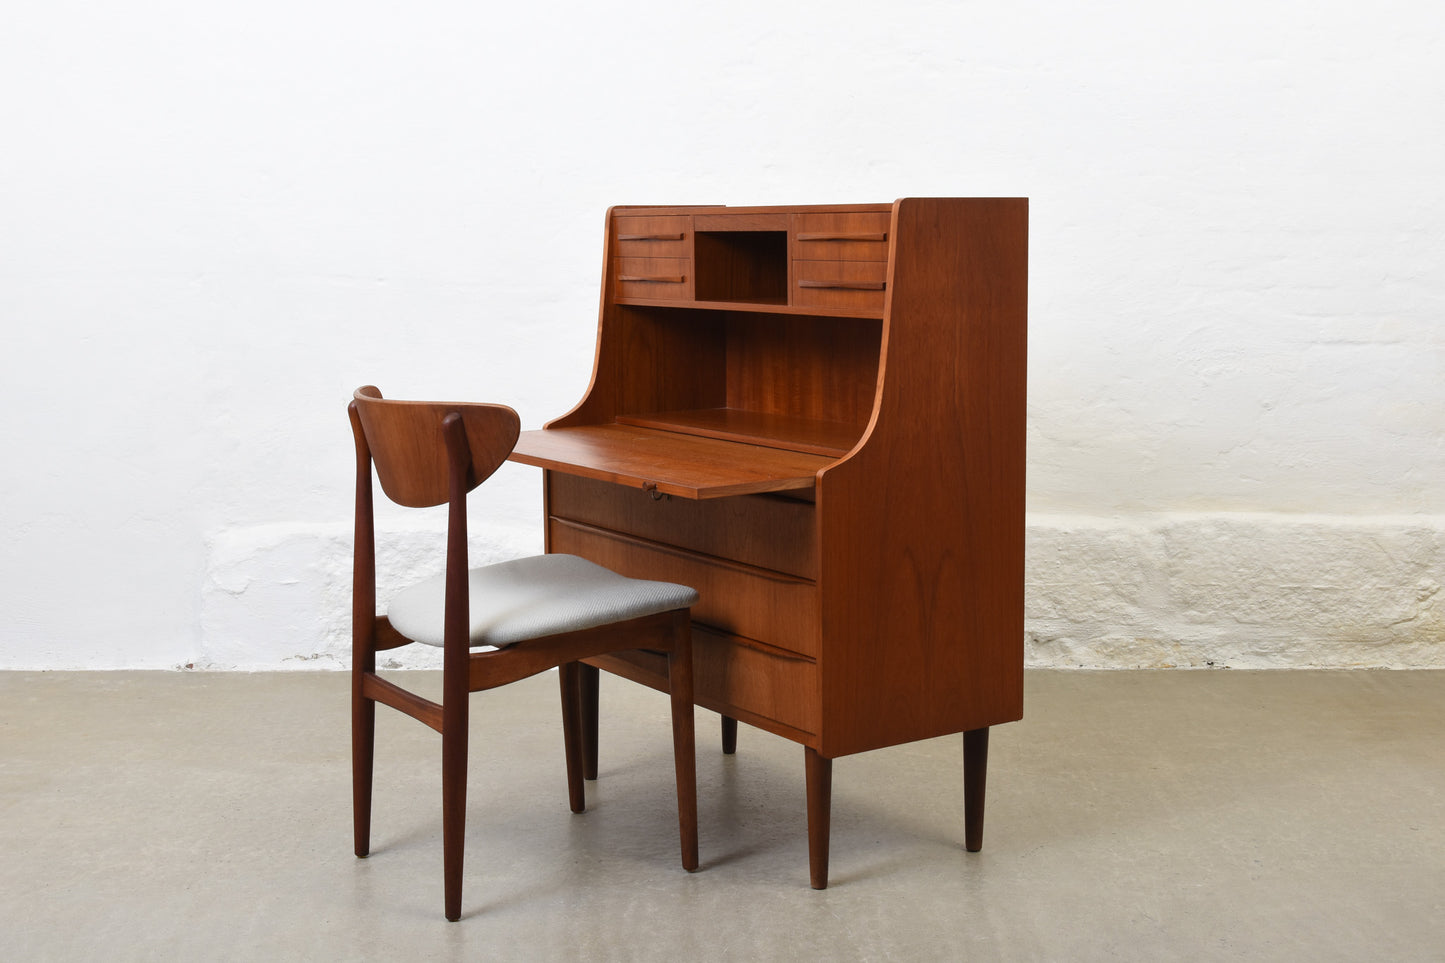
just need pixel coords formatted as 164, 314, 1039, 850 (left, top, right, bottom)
188, 513, 1445, 671
198, 520, 543, 671
1026, 514, 1443, 668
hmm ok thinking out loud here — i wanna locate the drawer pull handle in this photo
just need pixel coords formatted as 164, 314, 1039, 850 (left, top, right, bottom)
797, 279, 886, 291
796, 232, 887, 242
619, 274, 686, 284
617, 233, 685, 241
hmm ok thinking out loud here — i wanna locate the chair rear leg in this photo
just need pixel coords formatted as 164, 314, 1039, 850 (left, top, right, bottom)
441, 709, 468, 921
721, 715, 738, 755
580, 662, 600, 780
667, 618, 698, 872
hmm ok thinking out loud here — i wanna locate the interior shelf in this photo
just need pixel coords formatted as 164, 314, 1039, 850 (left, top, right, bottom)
694, 229, 788, 304
613, 296, 884, 320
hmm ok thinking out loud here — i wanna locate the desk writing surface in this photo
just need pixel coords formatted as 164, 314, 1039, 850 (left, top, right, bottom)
614, 408, 861, 458
508, 424, 833, 499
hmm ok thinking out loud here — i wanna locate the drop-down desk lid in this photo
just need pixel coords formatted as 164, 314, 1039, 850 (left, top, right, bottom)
508, 423, 836, 499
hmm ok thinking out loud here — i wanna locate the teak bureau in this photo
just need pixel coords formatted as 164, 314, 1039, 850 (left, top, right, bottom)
509, 198, 1027, 887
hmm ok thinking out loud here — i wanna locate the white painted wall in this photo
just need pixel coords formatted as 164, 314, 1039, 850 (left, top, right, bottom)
3, 1, 1442, 669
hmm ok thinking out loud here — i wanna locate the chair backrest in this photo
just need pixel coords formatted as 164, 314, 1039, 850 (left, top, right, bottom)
351, 386, 521, 508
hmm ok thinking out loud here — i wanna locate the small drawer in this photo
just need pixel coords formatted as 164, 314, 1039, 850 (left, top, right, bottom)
792, 259, 888, 315
548, 473, 817, 579
692, 626, 819, 736
549, 518, 819, 658
612, 215, 691, 258
792, 212, 891, 261
614, 257, 693, 301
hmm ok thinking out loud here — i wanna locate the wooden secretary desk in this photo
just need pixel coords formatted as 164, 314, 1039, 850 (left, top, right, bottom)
509, 197, 1027, 888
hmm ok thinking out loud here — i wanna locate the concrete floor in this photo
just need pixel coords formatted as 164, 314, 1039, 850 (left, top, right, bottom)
1, 670, 1442, 961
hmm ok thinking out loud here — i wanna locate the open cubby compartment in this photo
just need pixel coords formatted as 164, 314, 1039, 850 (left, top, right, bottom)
611, 307, 881, 456
693, 231, 788, 304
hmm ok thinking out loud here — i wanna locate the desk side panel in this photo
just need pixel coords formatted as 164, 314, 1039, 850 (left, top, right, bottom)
816, 197, 1027, 758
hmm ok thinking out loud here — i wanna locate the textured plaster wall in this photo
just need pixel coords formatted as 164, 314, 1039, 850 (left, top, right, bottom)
3, 1, 1443, 669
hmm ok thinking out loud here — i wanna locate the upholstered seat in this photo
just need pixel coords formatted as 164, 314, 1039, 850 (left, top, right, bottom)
388, 554, 699, 648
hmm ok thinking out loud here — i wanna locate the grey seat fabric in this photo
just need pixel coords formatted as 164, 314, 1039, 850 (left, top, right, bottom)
387, 553, 699, 648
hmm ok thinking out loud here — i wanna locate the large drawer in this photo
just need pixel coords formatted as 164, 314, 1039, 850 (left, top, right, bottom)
614, 257, 692, 300
612, 215, 690, 258
692, 625, 819, 737
549, 517, 819, 658
548, 473, 817, 579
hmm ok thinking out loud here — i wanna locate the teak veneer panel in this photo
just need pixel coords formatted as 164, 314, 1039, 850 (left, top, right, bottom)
814, 198, 1027, 757
723, 312, 881, 434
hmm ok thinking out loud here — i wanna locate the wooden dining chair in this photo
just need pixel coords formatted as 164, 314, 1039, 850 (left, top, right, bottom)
347, 385, 699, 921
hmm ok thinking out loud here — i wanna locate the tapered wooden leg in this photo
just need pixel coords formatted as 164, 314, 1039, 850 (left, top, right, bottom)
668, 620, 698, 872
721, 715, 738, 755
352, 681, 375, 858
963, 726, 989, 852
559, 663, 586, 814
805, 747, 832, 889
441, 669, 469, 921
580, 662, 600, 780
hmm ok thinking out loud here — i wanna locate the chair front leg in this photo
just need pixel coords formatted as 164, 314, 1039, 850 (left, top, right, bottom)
441, 637, 469, 920
559, 662, 586, 814
441, 714, 467, 921
580, 662, 600, 779
667, 615, 698, 872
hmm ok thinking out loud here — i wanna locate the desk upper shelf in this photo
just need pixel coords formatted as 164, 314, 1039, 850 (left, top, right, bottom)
508, 424, 835, 499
